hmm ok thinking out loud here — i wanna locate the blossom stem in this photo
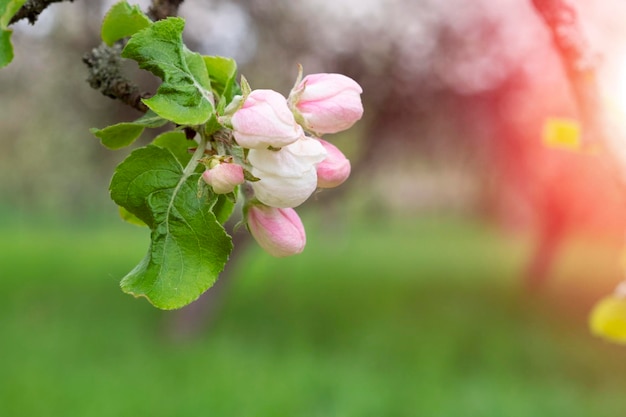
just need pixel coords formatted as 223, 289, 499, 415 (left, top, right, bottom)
183, 129, 208, 177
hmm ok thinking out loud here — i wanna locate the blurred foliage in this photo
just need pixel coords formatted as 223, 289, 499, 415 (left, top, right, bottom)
3, 0, 626, 230
1, 0, 552, 218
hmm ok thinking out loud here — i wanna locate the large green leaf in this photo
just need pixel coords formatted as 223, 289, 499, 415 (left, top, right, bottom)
122, 17, 215, 126
110, 145, 232, 309
90, 111, 168, 149
101, 0, 152, 46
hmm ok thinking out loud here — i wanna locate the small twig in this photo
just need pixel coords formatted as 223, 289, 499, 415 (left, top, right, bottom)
9, 0, 73, 25
147, 0, 184, 21
82, 0, 184, 111
82, 42, 150, 113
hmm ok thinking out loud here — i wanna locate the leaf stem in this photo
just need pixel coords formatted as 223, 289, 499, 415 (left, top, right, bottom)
183, 129, 208, 177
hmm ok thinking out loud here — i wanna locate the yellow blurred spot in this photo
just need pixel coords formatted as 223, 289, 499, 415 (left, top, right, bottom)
589, 294, 626, 344
542, 117, 582, 151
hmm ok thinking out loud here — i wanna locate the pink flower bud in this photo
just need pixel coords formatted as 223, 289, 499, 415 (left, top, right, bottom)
202, 162, 244, 194
316, 139, 351, 188
247, 204, 306, 257
231, 89, 303, 149
293, 73, 363, 134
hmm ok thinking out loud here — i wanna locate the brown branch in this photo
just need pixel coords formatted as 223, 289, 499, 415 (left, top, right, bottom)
9, 0, 73, 25
82, 0, 184, 112
147, 0, 184, 21
82, 42, 150, 113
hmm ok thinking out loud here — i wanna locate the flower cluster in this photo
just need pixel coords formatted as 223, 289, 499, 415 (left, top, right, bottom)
201, 67, 363, 257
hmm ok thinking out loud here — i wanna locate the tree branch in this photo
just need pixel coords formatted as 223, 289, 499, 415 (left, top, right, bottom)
82, 42, 150, 113
9, 0, 73, 25
82, 0, 184, 112
147, 0, 184, 21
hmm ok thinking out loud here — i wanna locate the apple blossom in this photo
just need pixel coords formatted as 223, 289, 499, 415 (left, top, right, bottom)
93, 11, 368, 311
291, 73, 363, 134
248, 136, 327, 208
247, 204, 306, 257
316, 139, 351, 188
202, 162, 244, 194
231, 89, 303, 149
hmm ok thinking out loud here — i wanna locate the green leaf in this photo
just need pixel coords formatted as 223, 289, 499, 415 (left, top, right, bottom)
0, 0, 26, 28
203, 112, 221, 136
122, 17, 215, 125
0, 29, 12, 68
119, 205, 147, 227
90, 111, 168, 150
101, 0, 152, 46
151, 130, 196, 166
110, 145, 232, 310
212, 193, 235, 225
0, 0, 26, 68
203, 55, 239, 108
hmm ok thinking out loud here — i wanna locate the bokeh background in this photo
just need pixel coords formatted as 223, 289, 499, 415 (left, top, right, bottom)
3, 0, 626, 415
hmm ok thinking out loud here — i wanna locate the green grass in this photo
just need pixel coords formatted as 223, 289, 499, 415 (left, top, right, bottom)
1, 210, 626, 416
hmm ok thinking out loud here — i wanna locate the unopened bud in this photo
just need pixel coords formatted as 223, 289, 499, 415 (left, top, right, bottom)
246, 204, 306, 257
291, 73, 363, 134
202, 162, 245, 194
231, 89, 302, 149
316, 139, 351, 188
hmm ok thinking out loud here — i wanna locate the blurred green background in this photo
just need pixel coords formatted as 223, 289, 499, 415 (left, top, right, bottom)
3, 0, 626, 416
3, 210, 626, 416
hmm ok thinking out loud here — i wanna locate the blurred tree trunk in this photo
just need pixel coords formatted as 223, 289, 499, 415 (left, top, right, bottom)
527, 0, 622, 290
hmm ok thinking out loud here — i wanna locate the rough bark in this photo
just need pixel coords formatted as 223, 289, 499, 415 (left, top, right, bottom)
82, 42, 150, 114
9, 0, 73, 25
147, 0, 184, 21
82, 0, 186, 113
